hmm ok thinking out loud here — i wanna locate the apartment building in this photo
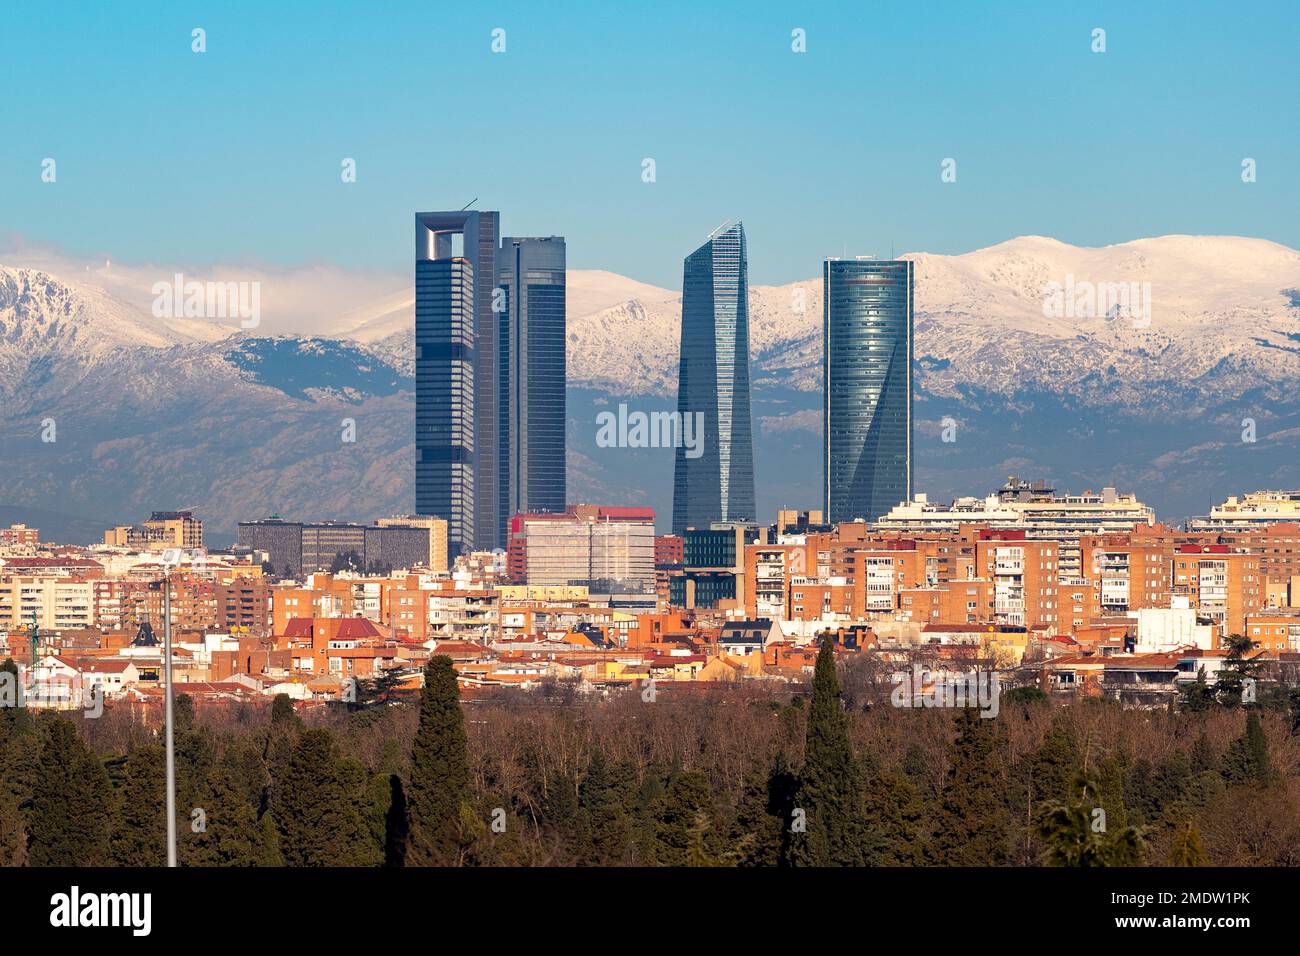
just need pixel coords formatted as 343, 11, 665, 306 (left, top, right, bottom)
1172, 545, 1264, 637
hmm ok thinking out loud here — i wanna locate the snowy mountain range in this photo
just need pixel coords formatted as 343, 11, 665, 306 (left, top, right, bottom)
1, 234, 1298, 542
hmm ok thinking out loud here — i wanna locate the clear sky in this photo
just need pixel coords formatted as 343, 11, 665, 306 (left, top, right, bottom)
2, 0, 1295, 288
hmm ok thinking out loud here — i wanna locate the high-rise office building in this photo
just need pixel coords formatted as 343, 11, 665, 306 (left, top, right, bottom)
417, 211, 496, 560
498, 237, 566, 524
415, 212, 566, 560
823, 258, 913, 524
671, 221, 756, 535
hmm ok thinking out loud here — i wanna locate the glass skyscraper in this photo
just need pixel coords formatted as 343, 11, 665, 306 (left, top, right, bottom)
823, 258, 913, 524
415, 212, 566, 560
672, 221, 756, 535
498, 236, 567, 522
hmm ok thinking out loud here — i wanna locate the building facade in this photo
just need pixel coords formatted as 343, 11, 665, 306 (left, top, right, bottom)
416, 212, 567, 559
672, 221, 756, 535
498, 236, 567, 526
823, 258, 913, 524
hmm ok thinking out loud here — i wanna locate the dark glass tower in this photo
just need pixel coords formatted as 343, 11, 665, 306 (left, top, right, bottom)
416, 212, 566, 559
672, 221, 756, 535
415, 211, 499, 559
822, 258, 913, 524
498, 236, 566, 521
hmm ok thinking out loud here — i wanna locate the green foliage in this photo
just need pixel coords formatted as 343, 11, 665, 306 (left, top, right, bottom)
1038, 770, 1144, 866
929, 709, 1011, 866
406, 656, 471, 865
272, 728, 376, 866
786, 636, 866, 866
111, 744, 166, 866
1222, 711, 1273, 785
1167, 820, 1206, 866
26, 718, 114, 866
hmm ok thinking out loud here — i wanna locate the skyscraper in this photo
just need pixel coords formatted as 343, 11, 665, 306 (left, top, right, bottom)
498, 237, 566, 523
823, 257, 913, 524
417, 211, 492, 560
672, 221, 756, 535
415, 212, 566, 560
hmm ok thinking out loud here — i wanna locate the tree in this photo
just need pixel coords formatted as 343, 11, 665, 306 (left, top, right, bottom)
270, 693, 299, 728
1222, 711, 1273, 785
654, 769, 719, 867
579, 750, 632, 866
929, 709, 1011, 865
190, 751, 263, 867
786, 636, 865, 866
406, 656, 472, 865
112, 744, 166, 866
1167, 820, 1206, 866
272, 728, 372, 866
329, 550, 364, 574
1038, 770, 1144, 866
1179, 666, 1217, 713
1214, 634, 1262, 708
27, 719, 114, 866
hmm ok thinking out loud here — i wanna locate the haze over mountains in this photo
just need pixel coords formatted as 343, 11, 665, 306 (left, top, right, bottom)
1, 235, 1298, 543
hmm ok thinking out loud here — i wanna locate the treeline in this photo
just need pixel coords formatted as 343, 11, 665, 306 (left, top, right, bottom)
0, 645, 1298, 867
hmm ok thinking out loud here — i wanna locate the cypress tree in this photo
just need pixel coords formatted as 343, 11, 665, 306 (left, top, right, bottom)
406, 656, 471, 865
27, 718, 114, 866
273, 728, 370, 866
1222, 711, 1272, 785
112, 743, 167, 866
787, 635, 865, 866
190, 750, 263, 867
579, 750, 633, 866
653, 769, 717, 867
929, 709, 1011, 865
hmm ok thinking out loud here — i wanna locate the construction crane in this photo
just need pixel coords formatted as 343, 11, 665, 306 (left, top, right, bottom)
26, 609, 38, 670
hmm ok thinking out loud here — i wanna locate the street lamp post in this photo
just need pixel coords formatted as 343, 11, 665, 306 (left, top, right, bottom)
162, 566, 177, 867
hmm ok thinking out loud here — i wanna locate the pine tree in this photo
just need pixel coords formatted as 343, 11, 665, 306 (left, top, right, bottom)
1214, 634, 1262, 707
406, 656, 471, 865
190, 749, 263, 867
862, 766, 926, 866
273, 728, 371, 866
929, 709, 1011, 865
27, 718, 114, 866
1038, 770, 1144, 866
1222, 711, 1273, 785
787, 636, 865, 866
579, 750, 633, 865
270, 693, 299, 728
728, 764, 787, 867
653, 769, 717, 867
1167, 819, 1207, 866
111, 743, 167, 866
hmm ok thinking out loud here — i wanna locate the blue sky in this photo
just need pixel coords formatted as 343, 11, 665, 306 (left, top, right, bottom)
2, 0, 1295, 287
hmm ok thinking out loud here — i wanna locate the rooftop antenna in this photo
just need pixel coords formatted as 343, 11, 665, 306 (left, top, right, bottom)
459, 198, 478, 211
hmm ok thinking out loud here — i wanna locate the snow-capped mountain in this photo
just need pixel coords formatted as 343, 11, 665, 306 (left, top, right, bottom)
1, 235, 1298, 542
